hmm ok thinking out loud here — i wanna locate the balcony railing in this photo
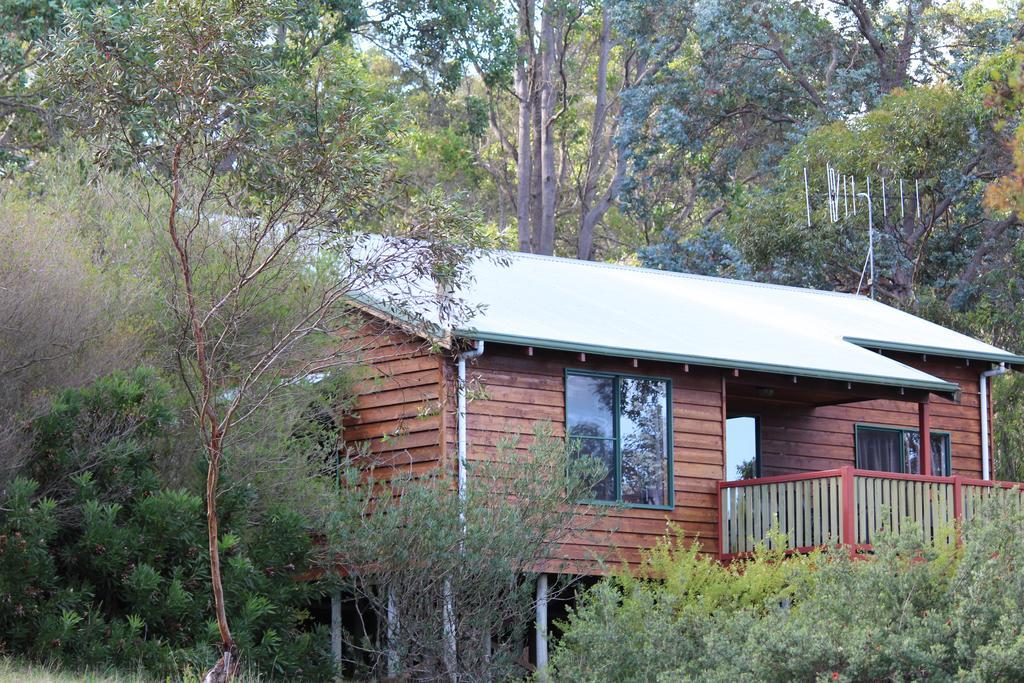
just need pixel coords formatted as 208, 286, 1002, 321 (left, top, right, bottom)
717, 467, 1024, 559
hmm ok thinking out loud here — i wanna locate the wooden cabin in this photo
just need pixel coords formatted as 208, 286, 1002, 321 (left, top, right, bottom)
344, 248, 1023, 658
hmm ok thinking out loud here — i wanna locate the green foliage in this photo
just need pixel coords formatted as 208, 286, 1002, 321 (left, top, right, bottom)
550, 502, 1024, 682
713, 81, 1024, 326
327, 423, 604, 680
0, 369, 330, 680
357, 0, 516, 90
971, 45, 1024, 216
639, 226, 752, 279
993, 373, 1024, 481
0, 0, 121, 170
547, 531, 812, 682
46, 0, 498, 414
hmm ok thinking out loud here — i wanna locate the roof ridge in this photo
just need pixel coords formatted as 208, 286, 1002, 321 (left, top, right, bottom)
502, 250, 865, 299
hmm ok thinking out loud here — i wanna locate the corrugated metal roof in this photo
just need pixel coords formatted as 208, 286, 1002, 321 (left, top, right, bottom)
358, 245, 1023, 393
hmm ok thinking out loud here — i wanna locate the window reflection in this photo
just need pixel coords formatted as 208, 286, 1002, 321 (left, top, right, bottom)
620, 378, 668, 506
566, 372, 670, 506
904, 432, 951, 476
725, 416, 759, 480
576, 438, 616, 501
566, 375, 614, 438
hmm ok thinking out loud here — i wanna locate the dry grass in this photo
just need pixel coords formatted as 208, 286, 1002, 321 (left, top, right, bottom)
0, 659, 154, 683
0, 659, 272, 683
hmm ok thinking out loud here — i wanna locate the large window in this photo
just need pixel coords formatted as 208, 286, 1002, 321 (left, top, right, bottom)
855, 425, 952, 476
565, 371, 672, 508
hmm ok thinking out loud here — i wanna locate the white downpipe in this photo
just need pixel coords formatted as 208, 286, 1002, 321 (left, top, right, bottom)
980, 363, 1008, 481
447, 340, 484, 679
457, 340, 485, 517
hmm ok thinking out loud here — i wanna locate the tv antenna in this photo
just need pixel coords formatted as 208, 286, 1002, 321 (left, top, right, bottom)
805, 164, 935, 300
854, 179, 874, 299
818, 163, 924, 226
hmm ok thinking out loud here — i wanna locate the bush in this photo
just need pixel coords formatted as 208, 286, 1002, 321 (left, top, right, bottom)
0, 368, 331, 680
326, 425, 603, 680
550, 502, 1024, 682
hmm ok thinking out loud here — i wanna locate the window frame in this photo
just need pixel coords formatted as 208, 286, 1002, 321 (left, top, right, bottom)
564, 368, 675, 511
854, 423, 953, 476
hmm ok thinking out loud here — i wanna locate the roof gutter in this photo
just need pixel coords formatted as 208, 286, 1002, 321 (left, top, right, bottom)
457, 340, 485, 524
842, 337, 1024, 366
456, 331, 960, 397
980, 363, 1009, 481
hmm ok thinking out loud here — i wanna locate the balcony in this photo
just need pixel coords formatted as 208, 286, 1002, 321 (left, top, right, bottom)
717, 468, 1024, 559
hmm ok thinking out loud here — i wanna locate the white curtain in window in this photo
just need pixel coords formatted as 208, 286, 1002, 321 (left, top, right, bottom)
858, 429, 902, 473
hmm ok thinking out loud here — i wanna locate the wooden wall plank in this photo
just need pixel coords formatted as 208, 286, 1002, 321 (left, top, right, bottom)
342, 328, 991, 575
758, 353, 985, 479
457, 344, 726, 573
341, 316, 444, 476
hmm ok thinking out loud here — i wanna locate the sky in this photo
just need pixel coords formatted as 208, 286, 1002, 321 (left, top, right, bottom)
726, 416, 758, 480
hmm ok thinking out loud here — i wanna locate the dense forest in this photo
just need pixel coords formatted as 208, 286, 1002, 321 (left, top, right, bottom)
6, 0, 1023, 458
1, 0, 1023, 680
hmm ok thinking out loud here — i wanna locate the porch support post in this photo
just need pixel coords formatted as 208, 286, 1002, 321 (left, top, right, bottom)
331, 590, 343, 670
535, 573, 549, 673
919, 401, 932, 476
387, 585, 400, 678
442, 578, 457, 678
717, 481, 725, 559
841, 466, 856, 557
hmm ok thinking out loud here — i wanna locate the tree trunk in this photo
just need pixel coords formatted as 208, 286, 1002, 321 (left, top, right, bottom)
202, 429, 238, 683
167, 143, 237, 682
537, 2, 557, 256
530, 75, 543, 252
577, 7, 612, 260
515, 0, 535, 253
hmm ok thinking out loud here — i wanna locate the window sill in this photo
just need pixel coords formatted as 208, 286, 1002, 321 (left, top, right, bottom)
576, 499, 674, 512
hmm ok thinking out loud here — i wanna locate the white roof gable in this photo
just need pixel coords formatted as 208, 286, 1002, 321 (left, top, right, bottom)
358, 245, 1022, 393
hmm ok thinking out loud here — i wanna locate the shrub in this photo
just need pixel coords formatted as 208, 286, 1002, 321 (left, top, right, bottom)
0, 368, 331, 680
550, 500, 1024, 682
327, 425, 604, 680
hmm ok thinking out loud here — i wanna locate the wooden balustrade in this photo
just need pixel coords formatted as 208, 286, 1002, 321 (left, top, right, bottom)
718, 468, 1024, 559
719, 470, 844, 556
962, 481, 1024, 520
852, 474, 955, 546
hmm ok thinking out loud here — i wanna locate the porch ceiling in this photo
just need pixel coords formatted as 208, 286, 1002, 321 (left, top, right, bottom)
725, 371, 937, 409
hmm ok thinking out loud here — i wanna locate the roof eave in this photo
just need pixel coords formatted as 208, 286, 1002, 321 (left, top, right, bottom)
843, 337, 1024, 366
346, 294, 452, 349
455, 330, 960, 397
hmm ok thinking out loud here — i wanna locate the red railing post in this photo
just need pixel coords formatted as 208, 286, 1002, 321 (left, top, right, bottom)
952, 475, 963, 546
717, 481, 725, 560
952, 475, 963, 521
919, 402, 932, 476
841, 466, 856, 557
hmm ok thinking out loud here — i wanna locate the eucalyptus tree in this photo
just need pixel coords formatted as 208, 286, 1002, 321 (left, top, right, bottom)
48, 0, 491, 679
459, 0, 675, 259
980, 44, 1024, 218
726, 84, 1020, 306
612, 0, 1020, 237
0, 0, 126, 171
345, 1, 664, 259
